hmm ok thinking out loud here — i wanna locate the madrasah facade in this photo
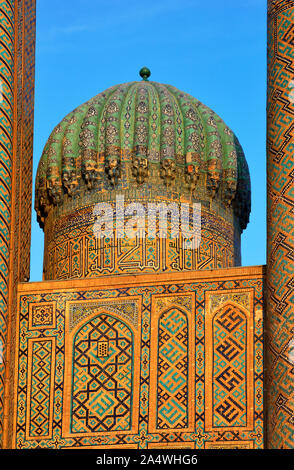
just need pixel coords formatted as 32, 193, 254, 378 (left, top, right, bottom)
0, 0, 293, 449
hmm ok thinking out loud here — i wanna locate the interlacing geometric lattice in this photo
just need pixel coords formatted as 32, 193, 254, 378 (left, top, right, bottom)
13, 273, 264, 449
71, 314, 133, 433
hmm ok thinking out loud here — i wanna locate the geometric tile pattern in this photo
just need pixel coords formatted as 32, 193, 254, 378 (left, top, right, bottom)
0, 0, 36, 449
205, 440, 254, 449
14, 0, 36, 285
71, 314, 133, 433
61, 300, 141, 441
11, 267, 264, 449
29, 303, 56, 330
27, 339, 54, 439
0, 0, 16, 446
69, 300, 138, 331
157, 308, 188, 429
205, 290, 256, 437
44, 203, 239, 280
267, 0, 294, 448
212, 304, 247, 427
34, 80, 251, 233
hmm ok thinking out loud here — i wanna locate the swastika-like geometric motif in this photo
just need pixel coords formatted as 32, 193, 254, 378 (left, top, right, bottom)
35, 80, 251, 235
13, 268, 264, 449
71, 314, 133, 433
213, 304, 247, 427
27, 339, 54, 438
267, 0, 294, 449
157, 308, 188, 429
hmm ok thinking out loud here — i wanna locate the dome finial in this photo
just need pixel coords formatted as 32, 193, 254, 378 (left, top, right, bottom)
139, 67, 151, 81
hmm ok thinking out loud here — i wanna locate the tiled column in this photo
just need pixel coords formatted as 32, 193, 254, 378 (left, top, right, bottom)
267, 0, 294, 449
0, 0, 36, 447
0, 0, 16, 446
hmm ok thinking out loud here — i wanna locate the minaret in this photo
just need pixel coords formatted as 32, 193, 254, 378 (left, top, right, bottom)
267, 0, 294, 448
0, 1, 36, 447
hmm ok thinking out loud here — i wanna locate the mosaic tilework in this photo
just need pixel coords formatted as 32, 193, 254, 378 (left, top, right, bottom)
11, 267, 264, 449
157, 308, 188, 429
62, 298, 141, 440
267, 0, 294, 448
13, 0, 36, 284
43, 202, 240, 280
215, 307, 247, 426
26, 338, 55, 439
35, 81, 251, 232
205, 441, 254, 449
213, 307, 247, 427
29, 303, 56, 330
0, 0, 15, 445
71, 315, 133, 433
0, 0, 36, 449
205, 293, 254, 431
149, 294, 195, 435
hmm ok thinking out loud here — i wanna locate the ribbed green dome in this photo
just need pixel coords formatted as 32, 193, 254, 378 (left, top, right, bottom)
35, 80, 251, 229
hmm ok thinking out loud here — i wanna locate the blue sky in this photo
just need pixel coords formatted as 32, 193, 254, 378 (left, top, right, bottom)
30, 0, 267, 282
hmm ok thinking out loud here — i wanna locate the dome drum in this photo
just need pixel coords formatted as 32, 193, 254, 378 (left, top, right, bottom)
42, 196, 241, 280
